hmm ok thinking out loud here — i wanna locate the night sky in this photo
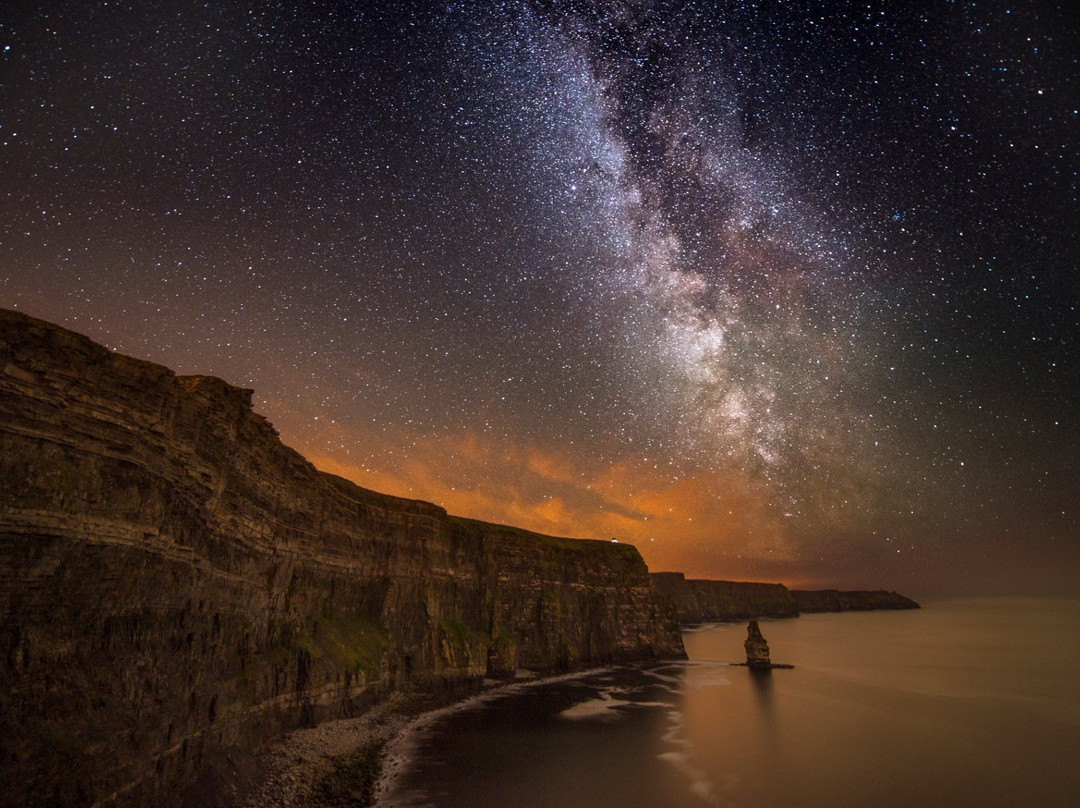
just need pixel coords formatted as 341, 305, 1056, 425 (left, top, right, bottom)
2, 1, 1077, 595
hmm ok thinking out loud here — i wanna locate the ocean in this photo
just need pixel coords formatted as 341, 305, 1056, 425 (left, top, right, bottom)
378, 598, 1080, 807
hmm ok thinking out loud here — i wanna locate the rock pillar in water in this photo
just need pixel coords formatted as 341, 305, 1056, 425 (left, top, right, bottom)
744, 619, 771, 668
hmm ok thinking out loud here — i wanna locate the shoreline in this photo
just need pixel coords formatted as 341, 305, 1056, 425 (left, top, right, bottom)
237, 670, 589, 808
374, 668, 623, 807
236, 691, 419, 808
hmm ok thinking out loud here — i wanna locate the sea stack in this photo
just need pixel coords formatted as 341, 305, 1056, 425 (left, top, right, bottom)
744, 620, 772, 668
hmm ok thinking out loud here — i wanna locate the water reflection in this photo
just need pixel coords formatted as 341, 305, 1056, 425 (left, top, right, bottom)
381, 664, 696, 808
747, 667, 774, 716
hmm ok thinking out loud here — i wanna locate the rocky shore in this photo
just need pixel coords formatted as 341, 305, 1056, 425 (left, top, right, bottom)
235, 692, 431, 808
240, 673, 556, 808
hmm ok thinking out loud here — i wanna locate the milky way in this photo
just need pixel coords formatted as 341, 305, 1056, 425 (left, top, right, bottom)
2, 1, 1077, 593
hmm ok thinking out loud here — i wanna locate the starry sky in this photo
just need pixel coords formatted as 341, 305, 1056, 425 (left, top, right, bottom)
2, 1, 1077, 595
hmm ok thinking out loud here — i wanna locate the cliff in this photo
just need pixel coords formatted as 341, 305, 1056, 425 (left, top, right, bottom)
651, 572, 919, 624
0, 309, 685, 807
649, 572, 799, 622
790, 588, 920, 613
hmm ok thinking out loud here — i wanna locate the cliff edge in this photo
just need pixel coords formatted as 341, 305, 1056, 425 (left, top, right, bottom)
651, 572, 919, 624
0, 309, 684, 807
650, 572, 799, 622
790, 588, 920, 613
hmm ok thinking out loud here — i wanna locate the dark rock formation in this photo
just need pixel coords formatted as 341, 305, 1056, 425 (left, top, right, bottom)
651, 572, 919, 624
735, 620, 794, 670
791, 588, 920, 613
743, 620, 771, 667
0, 309, 685, 807
650, 572, 798, 623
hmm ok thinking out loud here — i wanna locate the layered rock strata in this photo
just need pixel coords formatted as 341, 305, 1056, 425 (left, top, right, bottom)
743, 620, 771, 668
651, 572, 918, 624
790, 588, 920, 613
0, 309, 685, 807
650, 572, 799, 623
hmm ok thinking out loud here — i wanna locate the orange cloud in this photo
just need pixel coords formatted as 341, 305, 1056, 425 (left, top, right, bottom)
302, 424, 798, 584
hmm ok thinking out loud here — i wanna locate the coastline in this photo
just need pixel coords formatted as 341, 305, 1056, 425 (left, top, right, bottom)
374, 669, 625, 807
277, 605, 926, 806
237, 692, 419, 808
369, 602, 1080, 808
238, 670, 583, 808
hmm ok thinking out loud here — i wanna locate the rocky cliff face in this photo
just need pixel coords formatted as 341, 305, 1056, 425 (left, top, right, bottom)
742, 620, 772, 668
790, 588, 920, 613
650, 572, 799, 623
651, 572, 919, 624
0, 309, 685, 807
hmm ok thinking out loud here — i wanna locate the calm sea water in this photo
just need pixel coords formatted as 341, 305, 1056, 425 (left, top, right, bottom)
378, 598, 1080, 807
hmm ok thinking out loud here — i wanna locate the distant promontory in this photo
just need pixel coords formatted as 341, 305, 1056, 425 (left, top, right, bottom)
650, 571, 919, 625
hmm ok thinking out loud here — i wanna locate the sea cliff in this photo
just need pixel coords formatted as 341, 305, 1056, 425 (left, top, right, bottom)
790, 588, 920, 613
651, 572, 918, 624
650, 572, 798, 622
0, 309, 684, 807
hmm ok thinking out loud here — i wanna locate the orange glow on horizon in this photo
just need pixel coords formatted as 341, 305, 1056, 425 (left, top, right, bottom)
305, 428, 802, 585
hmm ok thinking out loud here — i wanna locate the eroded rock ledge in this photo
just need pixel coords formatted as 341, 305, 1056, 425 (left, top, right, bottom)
0, 309, 684, 807
650, 572, 919, 624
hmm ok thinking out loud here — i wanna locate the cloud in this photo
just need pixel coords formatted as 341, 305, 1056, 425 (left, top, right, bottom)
304, 427, 799, 581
